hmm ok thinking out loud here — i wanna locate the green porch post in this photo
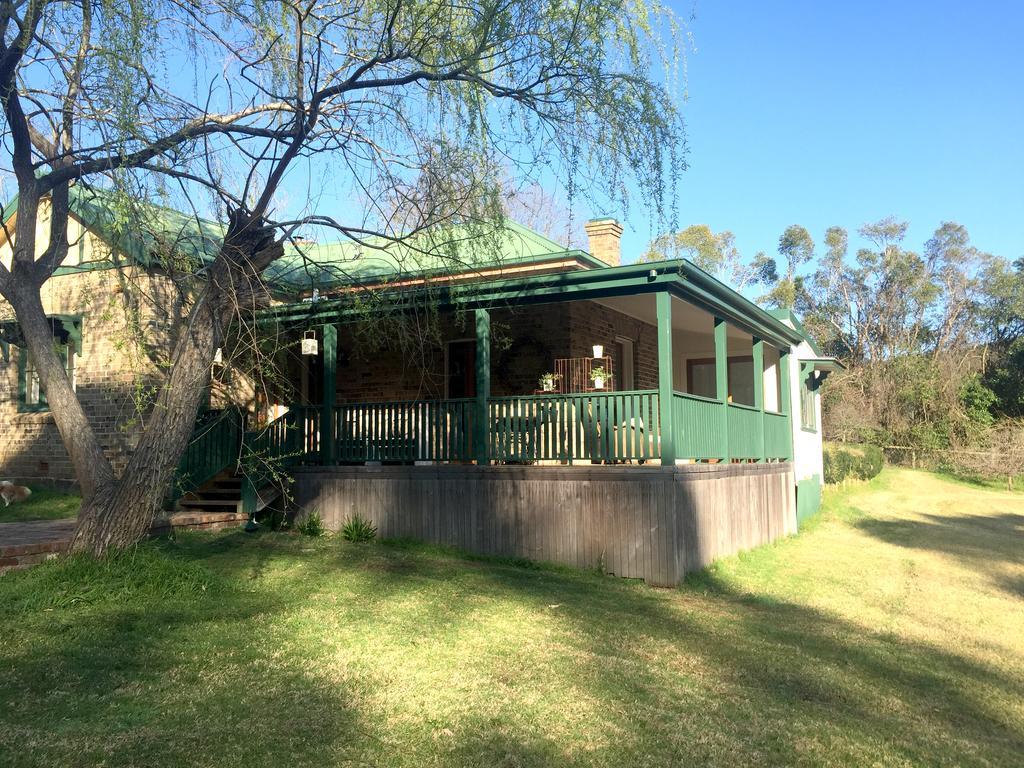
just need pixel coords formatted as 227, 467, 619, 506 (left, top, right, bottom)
321, 323, 337, 464
474, 308, 491, 465
752, 336, 765, 461
656, 292, 676, 465
714, 317, 730, 462
779, 347, 793, 460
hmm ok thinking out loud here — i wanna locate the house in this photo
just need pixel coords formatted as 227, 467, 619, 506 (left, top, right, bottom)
0, 188, 840, 585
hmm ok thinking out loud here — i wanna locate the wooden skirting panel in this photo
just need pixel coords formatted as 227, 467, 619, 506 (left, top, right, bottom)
293, 462, 797, 586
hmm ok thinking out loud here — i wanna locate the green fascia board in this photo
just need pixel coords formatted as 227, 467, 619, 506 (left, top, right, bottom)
767, 307, 823, 355
258, 260, 806, 349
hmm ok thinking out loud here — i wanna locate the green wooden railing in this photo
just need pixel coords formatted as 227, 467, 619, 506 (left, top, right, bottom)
330, 399, 475, 463
672, 392, 725, 460
488, 391, 659, 463
763, 410, 791, 460
241, 407, 320, 513
208, 389, 794, 483
170, 408, 242, 502
727, 403, 763, 460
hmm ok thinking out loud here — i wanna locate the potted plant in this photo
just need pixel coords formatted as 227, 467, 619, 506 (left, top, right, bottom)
538, 372, 561, 392
590, 365, 612, 390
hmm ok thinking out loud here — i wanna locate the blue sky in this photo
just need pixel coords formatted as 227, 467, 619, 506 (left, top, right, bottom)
614, 0, 1024, 265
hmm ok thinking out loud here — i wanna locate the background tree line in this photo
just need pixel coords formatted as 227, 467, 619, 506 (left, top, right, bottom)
645, 220, 1024, 478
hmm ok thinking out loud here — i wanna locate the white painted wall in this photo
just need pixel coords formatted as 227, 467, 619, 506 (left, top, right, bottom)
784, 338, 824, 483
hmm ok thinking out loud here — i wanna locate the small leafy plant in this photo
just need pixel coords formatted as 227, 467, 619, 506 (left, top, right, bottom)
341, 514, 377, 543
589, 366, 612, 388
296, 509, 325, 537
538, 372, 561, 391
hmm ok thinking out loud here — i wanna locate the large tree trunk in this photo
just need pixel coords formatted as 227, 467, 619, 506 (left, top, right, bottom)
6, 284, 115, 503
0, 204, 283, 557
68, 293, 220, 554
67, 214, 284, 555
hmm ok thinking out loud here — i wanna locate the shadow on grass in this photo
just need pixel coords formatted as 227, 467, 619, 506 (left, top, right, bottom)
854, 511, 1024, 573
0, 532, 1021, 766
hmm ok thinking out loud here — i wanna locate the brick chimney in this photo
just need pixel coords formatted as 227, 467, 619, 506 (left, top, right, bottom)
584, 218, 623, 267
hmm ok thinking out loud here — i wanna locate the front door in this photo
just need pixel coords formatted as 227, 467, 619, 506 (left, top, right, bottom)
447, 340, 476, 398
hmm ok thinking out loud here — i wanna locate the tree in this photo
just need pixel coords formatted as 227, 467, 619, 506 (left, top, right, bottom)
640, 224, 753, 287
0, 0, 686, 554
758, 224, 814, 308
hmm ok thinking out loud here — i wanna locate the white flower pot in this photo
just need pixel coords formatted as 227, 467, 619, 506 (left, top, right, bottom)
542, 381, 554, 392
593, 377, 605, 389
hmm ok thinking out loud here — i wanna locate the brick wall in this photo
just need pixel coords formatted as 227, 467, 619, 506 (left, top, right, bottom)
293, 300, 657, 406
0, 266, 181, 486
568, 301, 659, 391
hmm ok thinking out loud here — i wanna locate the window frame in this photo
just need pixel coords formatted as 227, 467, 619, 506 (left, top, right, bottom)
800, 365, 817, 432
18, 342, 75, 413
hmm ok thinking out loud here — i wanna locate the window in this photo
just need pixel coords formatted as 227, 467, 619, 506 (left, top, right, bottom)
685, 355, 755, 405
688, 360, 716, 399
800, 367, 817, 431
19, 343, 75, 412
614, 336, 635, 390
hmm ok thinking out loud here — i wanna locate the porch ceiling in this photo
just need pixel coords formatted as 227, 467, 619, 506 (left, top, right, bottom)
256, 260, 806, 349
593, 295, 757, 341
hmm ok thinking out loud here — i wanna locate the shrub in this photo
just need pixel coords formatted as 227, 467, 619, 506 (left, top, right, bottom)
855, 444, 884, 480
824, 443, 884, 484
341, 514, 377, 543
296, 509, 325, 537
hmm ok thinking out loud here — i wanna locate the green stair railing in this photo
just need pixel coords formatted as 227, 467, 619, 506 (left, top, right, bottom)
170, 408, 242, 503
241, 406, 320, 514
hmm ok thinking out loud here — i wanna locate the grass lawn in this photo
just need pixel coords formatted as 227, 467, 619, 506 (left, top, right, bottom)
0, 468, 1021, 767
0, 487, 80, 523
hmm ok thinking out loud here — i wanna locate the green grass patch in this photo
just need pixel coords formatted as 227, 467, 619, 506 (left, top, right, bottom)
0, 486, 80, 523
0, 469, 1021, 767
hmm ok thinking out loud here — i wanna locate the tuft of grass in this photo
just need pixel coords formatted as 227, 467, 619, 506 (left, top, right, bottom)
295, 508, 325, 537
0, 486, 80, 523
0, 470, 1021, 767
340, 514, 376, 543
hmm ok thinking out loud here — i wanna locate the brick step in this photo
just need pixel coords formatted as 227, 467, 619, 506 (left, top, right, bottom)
183, 488, 240, 500
178, 498, 242, 512
151, 510, 249, 535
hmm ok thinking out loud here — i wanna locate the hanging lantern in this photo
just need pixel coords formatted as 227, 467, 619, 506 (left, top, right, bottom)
592, 344, 604, 359
301, 331, 319, 356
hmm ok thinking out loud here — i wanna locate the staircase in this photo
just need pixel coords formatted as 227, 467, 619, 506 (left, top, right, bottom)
168, 407, 302, 532
175, 472, 282, 521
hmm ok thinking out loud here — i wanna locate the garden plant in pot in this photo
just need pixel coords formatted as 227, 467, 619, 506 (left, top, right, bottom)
539, 372, 561, 392
590, 366, 612, 390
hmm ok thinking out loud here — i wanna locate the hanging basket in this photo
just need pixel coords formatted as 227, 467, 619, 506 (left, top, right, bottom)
301, 331, 319, 356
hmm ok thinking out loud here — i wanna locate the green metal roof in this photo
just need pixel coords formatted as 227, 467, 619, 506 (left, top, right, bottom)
3, 186, 598, 292
4, 185, 816, 350
262, 220, 599, 290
